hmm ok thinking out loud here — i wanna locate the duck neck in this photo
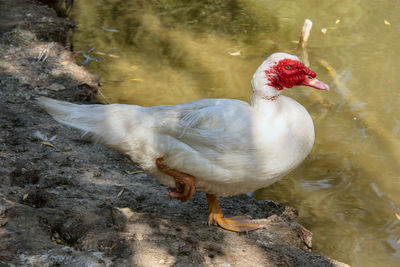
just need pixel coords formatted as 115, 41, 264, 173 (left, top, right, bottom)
250, 85, 282, 110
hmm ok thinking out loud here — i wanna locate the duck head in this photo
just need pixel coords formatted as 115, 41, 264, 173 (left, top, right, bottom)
251, 53, 329, 101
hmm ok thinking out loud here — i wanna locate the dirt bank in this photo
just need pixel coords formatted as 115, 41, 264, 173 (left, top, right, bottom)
0, 1, 348, 266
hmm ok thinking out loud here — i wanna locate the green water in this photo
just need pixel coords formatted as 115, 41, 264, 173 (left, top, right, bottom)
71, 1, 400, 265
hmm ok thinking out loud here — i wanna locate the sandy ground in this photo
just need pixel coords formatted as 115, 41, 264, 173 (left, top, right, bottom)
0, 1, 349, 266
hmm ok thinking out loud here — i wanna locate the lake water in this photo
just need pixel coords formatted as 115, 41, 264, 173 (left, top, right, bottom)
70, 1, 400, 265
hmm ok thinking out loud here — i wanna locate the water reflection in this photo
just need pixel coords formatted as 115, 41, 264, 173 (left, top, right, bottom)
71, 0, 400, 265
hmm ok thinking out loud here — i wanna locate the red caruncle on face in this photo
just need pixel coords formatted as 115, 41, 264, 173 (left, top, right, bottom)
264, 59, 316, 90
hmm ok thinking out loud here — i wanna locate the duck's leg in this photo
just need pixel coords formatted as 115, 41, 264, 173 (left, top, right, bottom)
156, 157, 196, 202
206, 194, 261, 232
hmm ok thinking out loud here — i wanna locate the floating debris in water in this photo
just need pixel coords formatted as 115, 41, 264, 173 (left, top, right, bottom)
384, 19, 391, 26
229, 50, 241, 56
95, 51, 119, 58
101, 26, 119, 33
321, 28, 327, 34
81, 54, 99, 66
298, 19, 312, 67
75, 48, 100, 66
370, 182, 383, 198
130, 78, 143, 82
335, 19, 341, 24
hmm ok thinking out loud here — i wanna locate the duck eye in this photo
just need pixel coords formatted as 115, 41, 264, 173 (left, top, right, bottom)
285, 65, 291, 70
307, 75, 314, 79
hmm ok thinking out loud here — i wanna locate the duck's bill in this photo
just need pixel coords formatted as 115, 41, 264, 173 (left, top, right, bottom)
301, 77, 330, 91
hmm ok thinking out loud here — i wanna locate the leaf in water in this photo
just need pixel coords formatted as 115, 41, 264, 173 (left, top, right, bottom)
384, 19, 391, 25
321, 28, 327, 34
335, 19, 341, 24
40, 141, 55, 148
23, 193, 29, 200
130, 78, 143, 82
395, 213, 400, 220
123, 170, 143, 175
0, 220, 7, 227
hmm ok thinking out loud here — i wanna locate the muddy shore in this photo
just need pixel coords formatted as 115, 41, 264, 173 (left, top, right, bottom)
0, 1, 348, 266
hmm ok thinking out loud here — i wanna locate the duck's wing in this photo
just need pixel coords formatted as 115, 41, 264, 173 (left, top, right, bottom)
147, 98, 261, 185
150, 98, 253, 152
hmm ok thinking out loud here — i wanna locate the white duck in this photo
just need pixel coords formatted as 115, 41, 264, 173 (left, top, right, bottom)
38, 52, 329, 232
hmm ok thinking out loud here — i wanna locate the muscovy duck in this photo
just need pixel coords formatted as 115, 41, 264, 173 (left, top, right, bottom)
38, 52, 329, 232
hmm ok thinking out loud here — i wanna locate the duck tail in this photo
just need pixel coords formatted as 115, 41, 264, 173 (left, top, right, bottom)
37, 97, 105, 133
37, 97, 135, 149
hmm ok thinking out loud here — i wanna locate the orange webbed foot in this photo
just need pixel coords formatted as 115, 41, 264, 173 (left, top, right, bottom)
156, 157, 196, 202
207, 194, 261, 232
